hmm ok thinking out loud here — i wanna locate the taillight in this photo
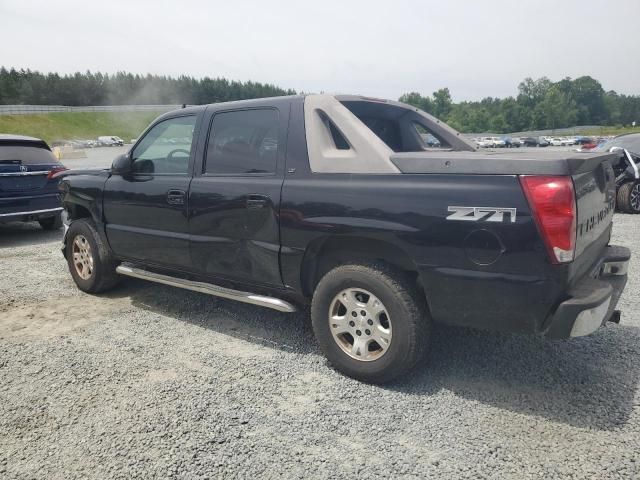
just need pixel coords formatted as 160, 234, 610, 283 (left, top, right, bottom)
47, 166, 67, 179
519, 175, 577, 264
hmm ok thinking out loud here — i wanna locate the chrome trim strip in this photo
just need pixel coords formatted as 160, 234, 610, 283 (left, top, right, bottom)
115, 265, 297, 313
0, 207, 63, 218
0, 171, 49, 177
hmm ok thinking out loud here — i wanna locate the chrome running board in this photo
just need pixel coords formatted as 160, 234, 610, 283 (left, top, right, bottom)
116, 264, 297, 313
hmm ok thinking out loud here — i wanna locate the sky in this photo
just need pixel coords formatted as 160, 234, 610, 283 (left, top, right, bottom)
1, 0, 639, 102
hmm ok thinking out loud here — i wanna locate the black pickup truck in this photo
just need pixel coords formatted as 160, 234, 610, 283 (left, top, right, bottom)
58, 94, 630, 383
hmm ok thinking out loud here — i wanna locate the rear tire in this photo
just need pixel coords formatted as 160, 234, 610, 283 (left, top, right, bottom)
66, 218, 120, 293
38, 213, 62, 230
311, 263, 430, 383
617, 182, 640, 214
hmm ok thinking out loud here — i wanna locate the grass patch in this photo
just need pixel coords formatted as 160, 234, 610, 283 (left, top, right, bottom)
0, 111, 166, 144
580, 126, 640, 137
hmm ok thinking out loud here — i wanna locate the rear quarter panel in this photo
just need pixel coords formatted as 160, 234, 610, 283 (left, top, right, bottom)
281, 173, 566, 334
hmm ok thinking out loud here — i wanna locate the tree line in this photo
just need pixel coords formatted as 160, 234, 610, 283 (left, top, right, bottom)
1, 68, 639, 133
0, 68, 295, 106
400, 76, 640, 133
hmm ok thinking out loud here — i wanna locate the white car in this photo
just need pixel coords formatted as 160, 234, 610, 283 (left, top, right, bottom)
476, 137, 495, 148
97, 136, 125, 147
561, 137, 576, 146
489, 137, 506, 148
549, 137, 564, 146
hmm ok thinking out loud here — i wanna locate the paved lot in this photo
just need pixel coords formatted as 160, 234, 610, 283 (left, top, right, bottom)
60, 146, 129, 170
1, 186, 639, 478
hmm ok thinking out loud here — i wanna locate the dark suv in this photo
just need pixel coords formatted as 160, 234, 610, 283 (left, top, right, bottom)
0, 134, 66, 229
521, 136, 550, 147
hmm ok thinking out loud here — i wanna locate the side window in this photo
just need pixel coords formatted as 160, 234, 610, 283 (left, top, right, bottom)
318, 110, 350, 150
131, 115, 196, 174
414, 123, 448, 149
205, 109, 279, 175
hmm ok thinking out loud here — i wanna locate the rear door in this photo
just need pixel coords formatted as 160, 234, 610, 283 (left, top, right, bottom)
188, 103, 288, 287
102, 114, 200, 269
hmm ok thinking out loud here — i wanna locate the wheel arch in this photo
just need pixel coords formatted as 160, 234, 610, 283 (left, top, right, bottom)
300, 235, 423, 298
64, 202, 94, 222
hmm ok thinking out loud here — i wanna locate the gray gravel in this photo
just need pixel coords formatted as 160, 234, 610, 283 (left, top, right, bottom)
1, 215, 639, 479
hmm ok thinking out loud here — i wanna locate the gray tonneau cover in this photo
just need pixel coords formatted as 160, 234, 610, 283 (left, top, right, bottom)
391, 150, 618, 176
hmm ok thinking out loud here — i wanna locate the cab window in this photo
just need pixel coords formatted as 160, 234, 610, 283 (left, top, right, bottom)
131, 116, 196, 174
205, 109, 279, 175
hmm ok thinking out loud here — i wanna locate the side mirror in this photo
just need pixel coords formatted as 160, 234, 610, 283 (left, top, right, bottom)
111, 153, 131, 175
609, 146, 623, 153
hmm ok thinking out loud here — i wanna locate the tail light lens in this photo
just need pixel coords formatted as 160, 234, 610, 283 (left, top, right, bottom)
520, 175, 577, 264
47, 165, 68, 179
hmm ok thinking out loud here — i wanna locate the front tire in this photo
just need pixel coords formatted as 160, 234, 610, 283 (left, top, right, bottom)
38, 213, 62, 230
66, 218, 120, 293
311, 263, 430, 383
617, 182, 640, 214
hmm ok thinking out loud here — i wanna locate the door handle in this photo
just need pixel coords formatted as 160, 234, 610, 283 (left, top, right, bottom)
246, 194, 269, 209
166, 189, 186, 205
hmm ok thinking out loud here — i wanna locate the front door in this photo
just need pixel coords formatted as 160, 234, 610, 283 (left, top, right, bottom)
189, 105, 287, 287
103, 114, 199, 270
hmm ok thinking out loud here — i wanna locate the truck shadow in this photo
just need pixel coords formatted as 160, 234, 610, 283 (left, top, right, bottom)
396, 324, 640, 431
0, 222, 63, 248
119, 279, 640, 431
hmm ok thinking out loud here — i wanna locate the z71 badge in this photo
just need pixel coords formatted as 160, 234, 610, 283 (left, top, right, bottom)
447, 206, 517, 223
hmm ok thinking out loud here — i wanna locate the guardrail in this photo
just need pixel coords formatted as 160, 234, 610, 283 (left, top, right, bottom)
0, 105, 181, 115
466, 126, 604, 138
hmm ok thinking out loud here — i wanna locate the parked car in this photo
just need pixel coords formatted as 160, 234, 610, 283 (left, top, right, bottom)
594, 133, 640, 214
419, 133, 441, 147
57, 94, 630, 383
576, 136, 595, 146
97, 136, 125, 147
521, 136, 550, 147
561, 137, 575, 146
580, 140, 599, 150
0, 134, 66, 229
503, 137, 521, 148
487, 137, 505, 148
476, 137, 496, 148
549, 137, 564, 146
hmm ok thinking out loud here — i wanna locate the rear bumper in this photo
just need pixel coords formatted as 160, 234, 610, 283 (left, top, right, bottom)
0, 206, 63, 223
0, 193, 61, 223
544, 245, 630, 339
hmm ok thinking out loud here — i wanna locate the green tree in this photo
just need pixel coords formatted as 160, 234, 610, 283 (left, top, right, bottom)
537, 86, 578, 130
432, 88, 452, 119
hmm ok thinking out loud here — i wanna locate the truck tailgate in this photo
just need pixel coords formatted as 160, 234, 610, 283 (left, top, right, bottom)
571, 154, 617, 259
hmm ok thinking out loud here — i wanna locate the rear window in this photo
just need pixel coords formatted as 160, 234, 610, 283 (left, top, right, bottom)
0, 146, 57, 165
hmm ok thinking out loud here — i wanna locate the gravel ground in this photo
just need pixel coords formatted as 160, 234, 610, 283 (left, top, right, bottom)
1, 214, 639, 479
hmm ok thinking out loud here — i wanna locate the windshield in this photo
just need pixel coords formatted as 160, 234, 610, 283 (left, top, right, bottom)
596, 134, 640, 154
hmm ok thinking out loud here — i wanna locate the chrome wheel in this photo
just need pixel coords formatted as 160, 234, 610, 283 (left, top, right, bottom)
72, 235, 94, 280
328, 288, 392, 362
631, 184, 640, 212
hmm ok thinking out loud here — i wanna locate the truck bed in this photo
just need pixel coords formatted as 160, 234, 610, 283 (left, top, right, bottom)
390, 149, 618, 176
